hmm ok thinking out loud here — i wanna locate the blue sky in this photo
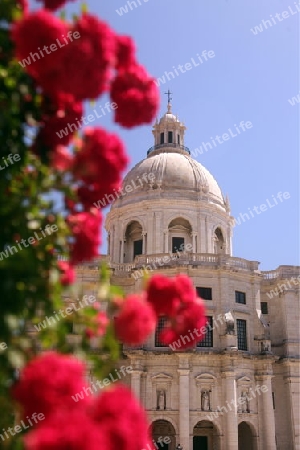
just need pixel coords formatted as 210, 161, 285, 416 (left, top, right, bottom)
32, 0, 300, 270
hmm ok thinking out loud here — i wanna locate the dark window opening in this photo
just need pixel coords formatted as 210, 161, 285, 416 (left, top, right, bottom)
261, 302, 268, 314
177, 134, 180, 144
160, 132, 164, 144
197, 316, 213, 347
155, 317, 168, 347
193, 436, 208, 450
272, 392, 275, 409
235, 291, 246, 304
133, 239, 143, 258
168, 131, 173, 143
196, 287, 212, 300
172, 237, 184, 253
157, 443, 168, 450
237, 319, 247, 351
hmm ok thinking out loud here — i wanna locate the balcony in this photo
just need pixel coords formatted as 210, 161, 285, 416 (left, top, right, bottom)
261, 266, 300, 280
109, 253, 259, 274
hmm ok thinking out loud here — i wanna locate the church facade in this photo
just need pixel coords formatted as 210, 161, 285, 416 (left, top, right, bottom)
77, 103, 300, 450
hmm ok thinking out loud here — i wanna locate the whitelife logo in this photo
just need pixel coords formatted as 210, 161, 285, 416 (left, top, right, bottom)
191, 121, 253, 159
0, 224, 58, 261
288, 91, 300, 106
72, 366, 133, 402
93, 173, 155, 209
234, 191, 291, 226
154, 50, 215, 87
116, 0, 150, 16
250, 3, 300, 35
0, 153, 20, 170
0, 413, 45, 442
18, 31, 81, 68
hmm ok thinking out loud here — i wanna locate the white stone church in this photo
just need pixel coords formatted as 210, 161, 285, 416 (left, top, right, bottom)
77, 102, 300, 450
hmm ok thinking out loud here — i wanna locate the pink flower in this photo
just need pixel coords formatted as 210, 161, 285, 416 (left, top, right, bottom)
58, 260, 75, 285
92, 385, 151, 450
110, 64, 159, 128
114, 294, 156, 345
11, 11, 68, 81
146, 274, 207, 349
42, 13, 116, 101
146, 274, 180, 317
17, 0, 28, 13
36, 100, 83, 150
86, 312, 109, 338
50, 146, 73, 171
115, 35, 136, 70
73, 127, 128, 208
25, 409, 107, 450
68, 208, 101, 264
12, 352, 90, 418
159, 298, 207, 349
36, 0, 75, 11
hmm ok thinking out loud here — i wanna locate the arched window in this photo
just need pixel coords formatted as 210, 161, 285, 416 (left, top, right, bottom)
124, 221, 143, 262
213, 227, 225, 254
168, 218, 192, 254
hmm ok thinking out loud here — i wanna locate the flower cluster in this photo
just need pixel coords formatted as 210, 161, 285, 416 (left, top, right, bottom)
11, 2, 159, 273
73, 127, 129, 208
113, 274, 206, 349
12, 352, 151, 450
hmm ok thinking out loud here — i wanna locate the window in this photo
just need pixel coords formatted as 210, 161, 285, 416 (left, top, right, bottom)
261, 302, 268, 314
235, 291, 246, 304
168, 131, 173, 143
197, 316, 213, 347
196, 287, 212, 300
160, 132, 164, 144
172, 237, 184, 253
155, 317, 168, 347
237, 319, 247, 350
133, 240, 143, 258
177, 134, 180, 144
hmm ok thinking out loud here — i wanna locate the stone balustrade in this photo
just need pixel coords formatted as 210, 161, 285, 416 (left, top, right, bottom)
109, 253, 259, 273
262, 266, 300, 280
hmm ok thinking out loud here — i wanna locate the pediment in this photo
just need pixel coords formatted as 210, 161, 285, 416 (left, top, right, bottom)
195, 373, 216, 382
151, 373, 173, 382
236, 376, 252, 384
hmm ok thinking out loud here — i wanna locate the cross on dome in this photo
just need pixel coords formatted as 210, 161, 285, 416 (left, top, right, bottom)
164, 89, 173, 113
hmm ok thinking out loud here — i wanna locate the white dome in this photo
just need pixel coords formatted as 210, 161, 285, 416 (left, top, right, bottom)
159, 112, 179, 123
113, 148, 226, 210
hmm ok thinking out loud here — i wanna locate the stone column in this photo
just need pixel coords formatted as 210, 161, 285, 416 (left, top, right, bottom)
205, 216, 208, 253
107, 232, 110, 255
142, 232, 146, 254
255, 374, 276, 450
131, 369, 142, 400
111, 225, 115, 262
284, 375, 300, 450
164, 229, 168, 253
221, 371, 238, 450
177, 368, 190, 450
191, 232, 196, 253
120, 239, 124, 263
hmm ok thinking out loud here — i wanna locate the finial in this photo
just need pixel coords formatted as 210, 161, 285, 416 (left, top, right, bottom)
164, 89, 172, 113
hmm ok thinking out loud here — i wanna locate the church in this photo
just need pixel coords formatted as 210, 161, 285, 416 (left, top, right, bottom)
76, 100, 300, 450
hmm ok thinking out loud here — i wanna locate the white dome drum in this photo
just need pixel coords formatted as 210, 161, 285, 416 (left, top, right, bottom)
106, 102, 234, 264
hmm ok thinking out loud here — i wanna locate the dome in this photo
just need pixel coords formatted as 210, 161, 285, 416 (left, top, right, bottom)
159, 112, 179, 123
115, 149, 226, 210
111, 99, 227, 212
107, 100, 232, 262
